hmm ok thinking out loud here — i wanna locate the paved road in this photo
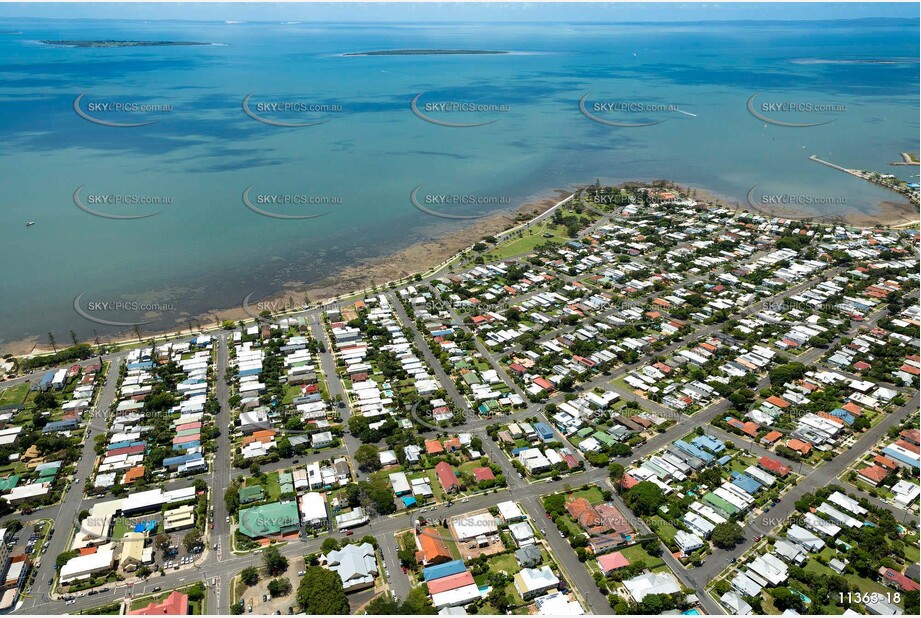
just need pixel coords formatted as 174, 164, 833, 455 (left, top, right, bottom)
14, 356, 122, 611
210, 333, 233, 612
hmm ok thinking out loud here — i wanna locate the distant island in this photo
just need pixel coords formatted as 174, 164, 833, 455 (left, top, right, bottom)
40, 40, 211, 48
344, 49, 508, 56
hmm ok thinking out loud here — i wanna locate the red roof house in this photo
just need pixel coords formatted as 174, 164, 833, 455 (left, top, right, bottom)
128, 591, 189, 615
434, 461, 460, 493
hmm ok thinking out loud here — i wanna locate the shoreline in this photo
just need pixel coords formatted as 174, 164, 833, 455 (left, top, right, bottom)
2, 190, 570, 358
5, 181, 917, 360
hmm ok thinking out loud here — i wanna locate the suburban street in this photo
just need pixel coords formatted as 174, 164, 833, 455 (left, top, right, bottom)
0, 204, 917, 617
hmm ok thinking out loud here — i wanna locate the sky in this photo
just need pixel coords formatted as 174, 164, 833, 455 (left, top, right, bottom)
0, 2, 917, 23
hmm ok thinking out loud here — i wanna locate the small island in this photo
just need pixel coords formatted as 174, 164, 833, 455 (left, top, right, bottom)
344, 48, 508, 56
40, 40, 211, 48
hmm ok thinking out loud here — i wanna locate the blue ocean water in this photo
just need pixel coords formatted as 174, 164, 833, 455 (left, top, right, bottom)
0, 18, 917, 348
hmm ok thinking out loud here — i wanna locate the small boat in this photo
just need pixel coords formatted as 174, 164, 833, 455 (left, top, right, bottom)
26, 221, 35, 227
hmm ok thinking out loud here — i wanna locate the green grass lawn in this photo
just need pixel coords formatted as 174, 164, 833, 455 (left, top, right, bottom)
264, 472, 282, 501
458, 461, 484, 477
0, 383, 29, 406
571, 486, 605, 505
486, 222, 568, 261
281, 384, 302, 405
903, 536, 920, 563
111, 517, 129, 541
646, 516, 679, 544
842, 573, 898, 603
804, 558, 836, 577
558, 515, 582, 539
443, 536, 462, 560
487, 552, 520, 576
621, 543, 665, 569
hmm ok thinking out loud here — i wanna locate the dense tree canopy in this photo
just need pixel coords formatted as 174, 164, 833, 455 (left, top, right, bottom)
296, 566, 349, 615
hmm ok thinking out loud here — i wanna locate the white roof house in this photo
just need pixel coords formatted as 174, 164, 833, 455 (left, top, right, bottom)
323, 542, 378, 591
622, 571, 681, 602
452, 512, 498, 541
535, 592, 585, 615
59, 544, 116, 583
299, 492, 328, 526
514, 566, 560, 600
720, 591, 753, 615
497, 501, 525, 522
675, 530, 704, 554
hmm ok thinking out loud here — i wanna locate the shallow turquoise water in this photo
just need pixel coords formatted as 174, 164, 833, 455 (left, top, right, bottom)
0, 18, 917, 347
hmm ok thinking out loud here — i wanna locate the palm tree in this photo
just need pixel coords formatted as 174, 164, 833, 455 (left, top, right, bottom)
70, 330, 78, 346
47, 332, 57, 353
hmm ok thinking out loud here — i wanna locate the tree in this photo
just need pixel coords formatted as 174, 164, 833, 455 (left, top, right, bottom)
296, 566, 349, 614
321, 537, 341, 554
33, 391, 57, 409
355, 444, 382, 471
904, 590, 919, 612
365, 588, 436, 615
183, 529, 203, 552
241, 566, 260, 586
543, 493, 567, 517
364, 593, 402, 614
487, 586, 512, 612
769, 587, 805, 612
268, 578, 292, 598
56, 550, 79, 570
263, 545, 289, 576
224, 485, 240, 514
711, 522, 745, 549
768, 362, 807, 387
187, 582, 205, 602
155, 534, 170, 550
624, 481, 665, 516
